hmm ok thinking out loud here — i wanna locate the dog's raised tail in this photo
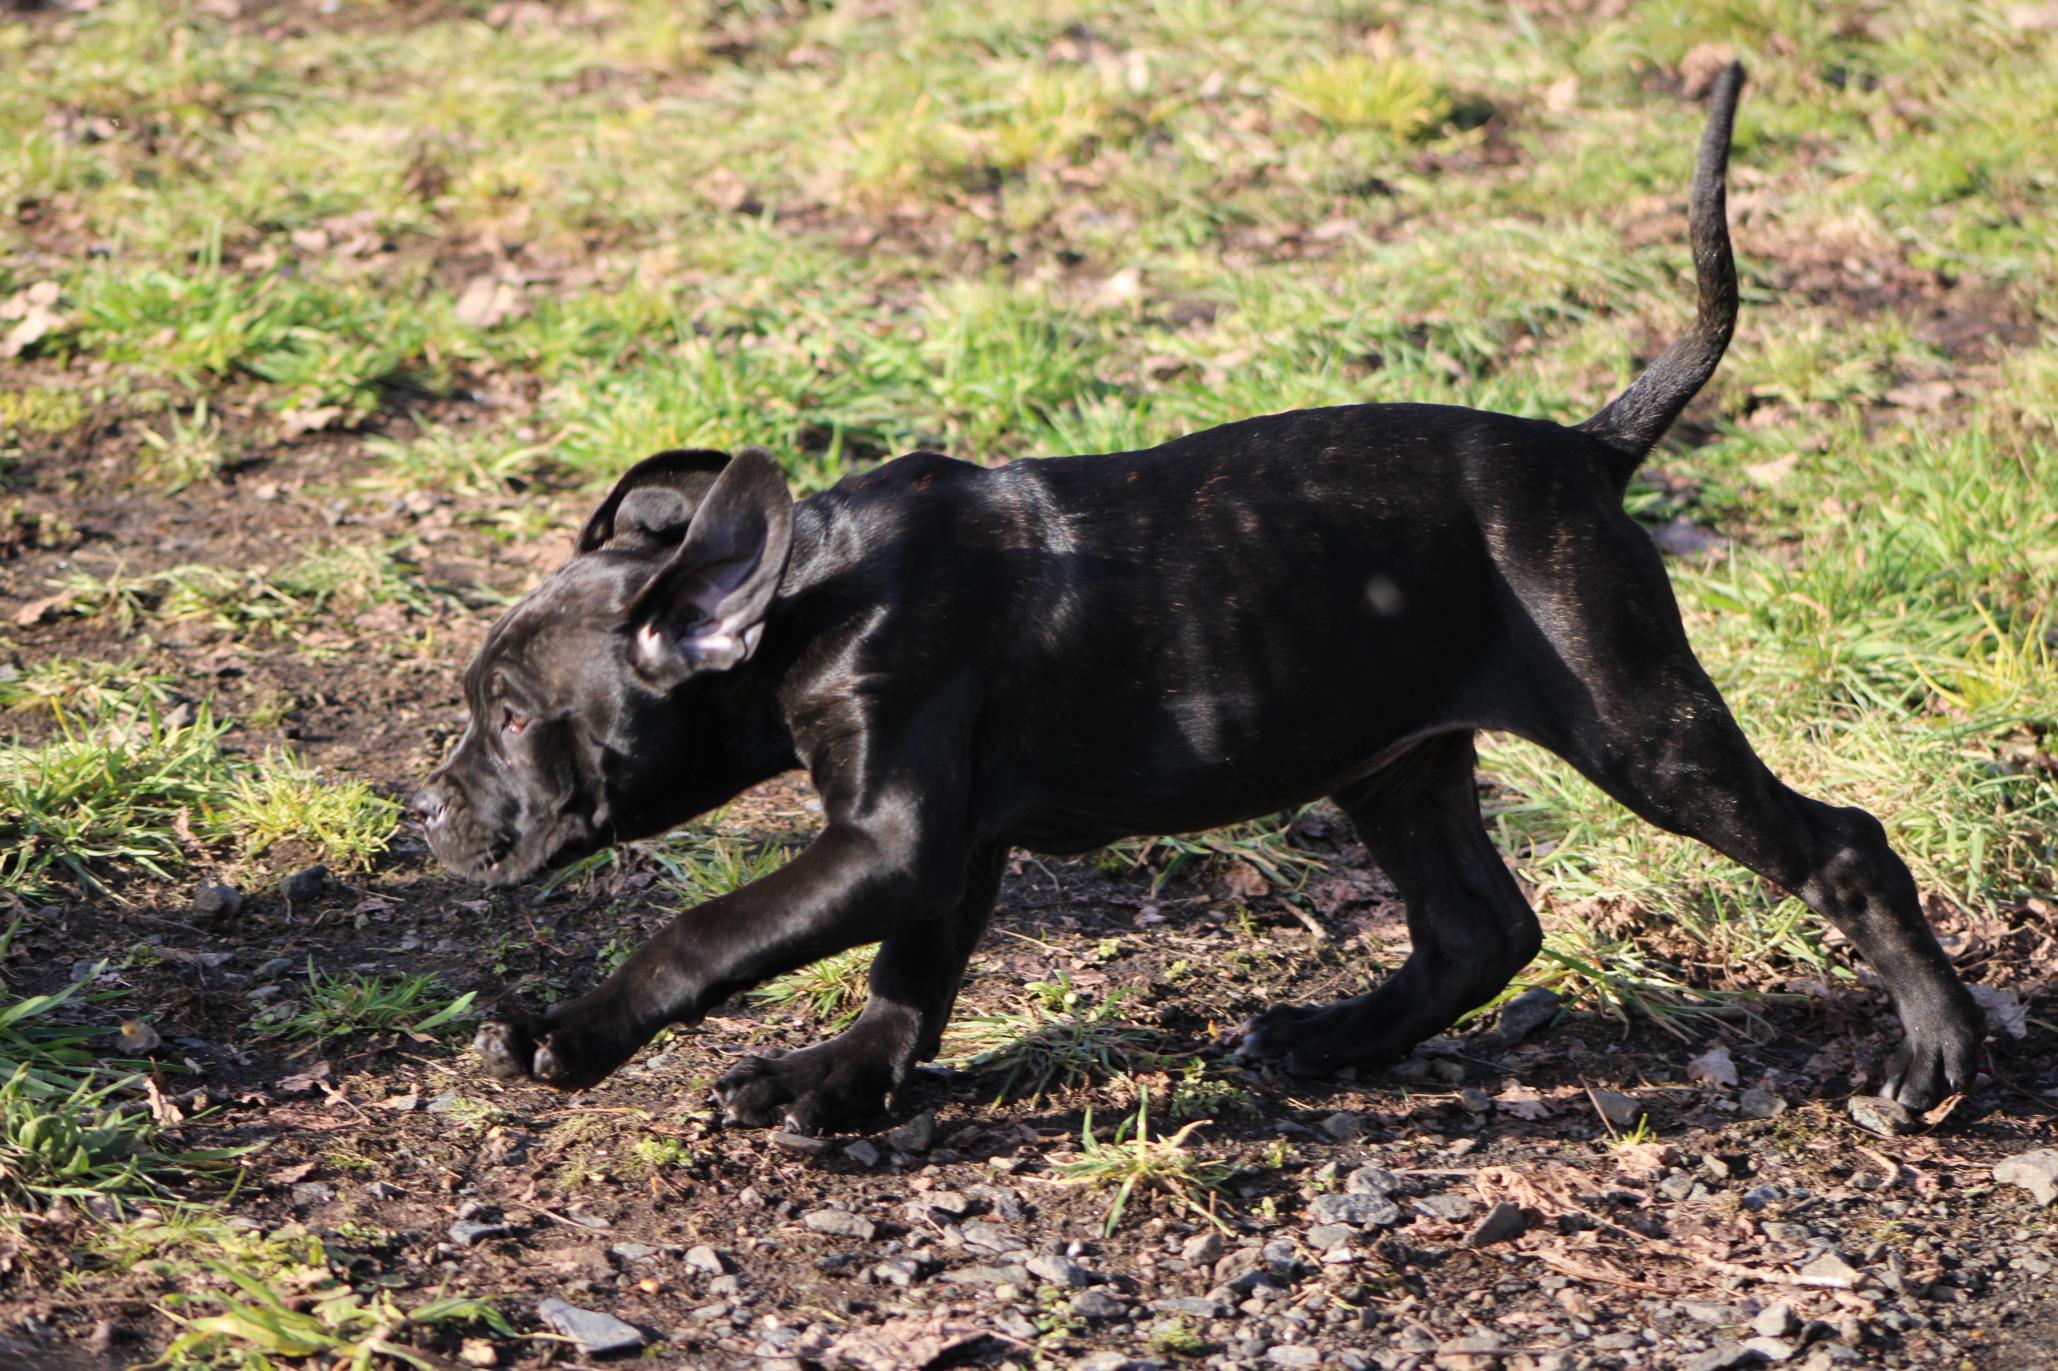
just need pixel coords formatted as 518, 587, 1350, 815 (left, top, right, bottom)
1579, 62, 1744, 478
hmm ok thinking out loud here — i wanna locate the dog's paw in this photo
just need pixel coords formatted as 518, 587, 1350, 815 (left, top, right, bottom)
715, 1035, 900, 1135
1882, 1015, 1985, 1114
1235, 999, 1392, 1077
472, 1014, 625, 1091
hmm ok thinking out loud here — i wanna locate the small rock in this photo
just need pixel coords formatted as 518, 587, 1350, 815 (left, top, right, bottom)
1026, 1252, 1091, 1288
1994, 1149, 2058, 1206
1799, 1251, 1863, 1288
609, 1242, 657, 1264
1267, 1347, 1324, 1368
192, 883, 243, 918
1071, 1289, 1126, 1320
1497, 987, 1564, 1044
1682, 1343, 1764, 1371
458, 1337, 497, 1367
964, 1182, 1028, 1222
886, 1111, 938, 1153
684, 1245, 728, 1275
1457, 1088, 1493, 1114
281, 865, 327, 902
448, 1221, 508, 1248
1846, 1095, 1918, 1137
365, 1182, 403, 1200
1305, 1224, 1355, 1252
843, 1139, 881, 1167
1414, 1194, 1476, 1223
1310, 1193, 1400, 1229
535, 1298, 645, 1357
1589, 1090, 1642, 1127
1739, 1086, 1787, 1120
1430, 1057, 1466, 1083
1741, 1185, 1783, 1212
1152, 1296, 1228, 1319
961, 1222, 1024, 1254
1075, 1354, 1139, 1371
1743, 1336, 1797, 1363
1753, 1303, 1798, 1339
939, 1263, 1032, 1287
772, 1131, 834, 1158
1464, 1201, 1526, 1248
1181, 1231, 1224, 1264
802, 1209, 876, 1240
1683, 1302, 1738, 1326
1318, 1111, 1363, 1140
1345, 1166, 1398, 1195
289, 1182, 333, 1207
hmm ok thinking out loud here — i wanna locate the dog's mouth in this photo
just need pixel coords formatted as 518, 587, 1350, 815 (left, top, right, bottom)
420, 798, 606, 888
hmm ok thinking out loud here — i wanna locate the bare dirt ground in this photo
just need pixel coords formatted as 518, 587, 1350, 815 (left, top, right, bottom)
3, 398, 2057, 1371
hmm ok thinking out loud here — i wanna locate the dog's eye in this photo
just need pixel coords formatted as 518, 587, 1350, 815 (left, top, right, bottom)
501, 707, 527, 737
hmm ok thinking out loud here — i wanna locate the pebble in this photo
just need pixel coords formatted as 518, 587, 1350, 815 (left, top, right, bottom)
1496, 986, 1564, 1044
609, 1242, 657, 1264
1267, 1346, 1323, 1368
1799, 1251, 1863, 1288
535, 1298, 645, 1357
1458, 1088, 1493, 1114
1306, 1224, 1355, 1252
886, 1111, 939, 1153
192, 883, 243, 917
1753, 1302, 1798, 1338
448, 1221, 508, 1248
1589, 1090, 1642, 1127
1346, 1165, 1398, 1195
802, 1209, 876, 1240
1846, 1095, 1918, 1137
1151, 1297, 1227, 1319
1414, 1194, 1475, 1223
1993, 1148, 2058, 1205
1026, 1252, 1091, 1288
684, 1245, 728, 1275
1309, 1193, 1400, 1228
844, 1139, 881, 1167
961, 1221, 1024, 1254
1681, 1343, 1762, 1371
1743, 1335, 1797, 1362
289, 1182, 333, 1207
1430, 1057, 1467, 1084
1071, 1289, 1126, 1320
1739, 1086, 1787, 1120
1319, 1111, 1363, 1140
1180, 1231, 1224, 1264
281, 865, 327, 902
1464, 1201, 1526, 1248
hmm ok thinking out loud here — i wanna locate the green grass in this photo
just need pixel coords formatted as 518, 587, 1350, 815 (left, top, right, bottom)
0, 697, 400, 900
751, 945, 875, 1029
251, 962, 475, 1042
0, 0, 2049, 1129
0, 945, 247, 1207
1052, 1089, 1239, 1236
946, 975, 1172, 1106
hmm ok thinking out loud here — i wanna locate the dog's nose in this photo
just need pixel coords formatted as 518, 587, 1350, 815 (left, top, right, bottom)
411, 788, 448, 826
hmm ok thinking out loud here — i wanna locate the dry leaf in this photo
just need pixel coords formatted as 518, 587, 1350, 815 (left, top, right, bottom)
1969, 983, 2028, 1039
1686, 1043, 1739, 1088
455, 276, 525, 329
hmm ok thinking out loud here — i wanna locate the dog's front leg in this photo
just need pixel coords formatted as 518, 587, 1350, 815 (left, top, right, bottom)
474, 817, 976, 1099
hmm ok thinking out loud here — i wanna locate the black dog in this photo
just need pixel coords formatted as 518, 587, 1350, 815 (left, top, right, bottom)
416, 66, 1980, 1133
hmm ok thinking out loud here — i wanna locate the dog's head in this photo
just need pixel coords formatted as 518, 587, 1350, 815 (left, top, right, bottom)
415, 448, 794, 885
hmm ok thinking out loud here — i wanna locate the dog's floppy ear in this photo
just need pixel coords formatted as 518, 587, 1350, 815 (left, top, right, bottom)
625, 448, 793, 686
577, 449, 734, 554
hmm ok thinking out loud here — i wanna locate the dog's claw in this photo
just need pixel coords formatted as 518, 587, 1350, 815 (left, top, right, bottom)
474, 1019, 535, 1081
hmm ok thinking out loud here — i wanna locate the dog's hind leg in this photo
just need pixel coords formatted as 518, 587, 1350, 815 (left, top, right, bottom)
1533, 667, 1981, 1111
1240, 732, 1542, 1074
1505, 518, 1983, 1112
715, 846, 1005, 1133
